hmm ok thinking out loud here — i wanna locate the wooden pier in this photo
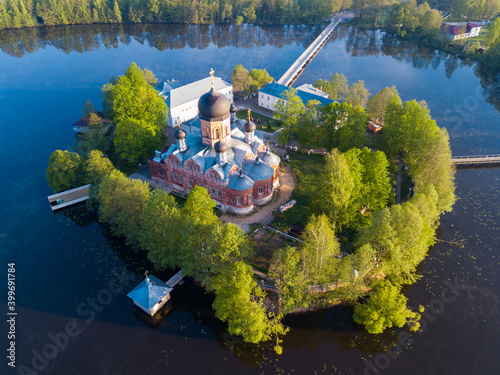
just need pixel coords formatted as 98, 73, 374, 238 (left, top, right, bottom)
47, 184, 91, 211
165, 270, 184, 288
452, 154, 500, 166
277, 15, 343, 86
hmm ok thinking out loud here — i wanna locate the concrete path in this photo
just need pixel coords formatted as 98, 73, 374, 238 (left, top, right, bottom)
220, 166, 296, 232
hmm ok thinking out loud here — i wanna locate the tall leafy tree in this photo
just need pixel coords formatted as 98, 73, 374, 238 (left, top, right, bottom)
300, 214, 341, 283
365, 86, 400, 124
140, 190, 183, 269
346, 80, 370, 108
211, 261, 272, 343
46, 150, 85, 193
97, 169, 150, 246
274, 88, 305, 147
313, 149, 358, 229
103, 62, 167, 163
354, 279, 421, 334
269, 246, 309, 313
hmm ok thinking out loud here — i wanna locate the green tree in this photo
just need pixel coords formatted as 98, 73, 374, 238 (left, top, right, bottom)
273, 88, 305, 147
320, 102, 367, 153
104, 62, 167, 163
296, 99, 321, 149
248, 68, 273, 94
269, 246, 309, 313
46, 150, 85, 193
97, 169, 150, 246
211, 261, 273, 343
353, 279, 421, 334
113, 117, 156, 163
346, 80, 370, 108
231, 64, 250, 93
365, 86, 401, 124
140, 189, 183, 269
345, 147, 393, 223
85, 150, 115, 186
313, 149, 358, 229
314, 72, 349, 100
301, 214, 340, 283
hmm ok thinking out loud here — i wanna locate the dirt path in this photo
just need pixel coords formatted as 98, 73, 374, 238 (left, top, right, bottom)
220, 166, 296, 232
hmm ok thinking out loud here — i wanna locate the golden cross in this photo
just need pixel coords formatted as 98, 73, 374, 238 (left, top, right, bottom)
209, 68, 215, 87
144, 270, 149, 279
247, 108, 251, 119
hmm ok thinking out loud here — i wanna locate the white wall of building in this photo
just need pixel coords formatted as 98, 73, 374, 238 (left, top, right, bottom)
258, 92, 280, 112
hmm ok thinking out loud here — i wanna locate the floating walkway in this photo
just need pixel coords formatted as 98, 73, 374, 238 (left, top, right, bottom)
452, 154, 500, 166
47, 184, 91, 211
277, 16, 342, 86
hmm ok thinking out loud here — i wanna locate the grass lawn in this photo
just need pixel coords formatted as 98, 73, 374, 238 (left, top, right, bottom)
274, 152, 326, 228
236, 110, 282, 133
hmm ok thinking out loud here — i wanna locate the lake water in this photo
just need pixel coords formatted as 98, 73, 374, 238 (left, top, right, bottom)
0, 24, 499, 374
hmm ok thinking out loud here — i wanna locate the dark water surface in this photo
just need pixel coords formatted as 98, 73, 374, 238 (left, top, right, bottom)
0, 24, 499, 375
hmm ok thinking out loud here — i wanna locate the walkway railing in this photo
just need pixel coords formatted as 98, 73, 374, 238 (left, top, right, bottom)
277, 17, 341, 86
452, 154, 500, 166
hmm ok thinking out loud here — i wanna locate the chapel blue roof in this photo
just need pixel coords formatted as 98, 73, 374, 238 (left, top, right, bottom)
127, 275, 172, 314
259, 82, 334, 107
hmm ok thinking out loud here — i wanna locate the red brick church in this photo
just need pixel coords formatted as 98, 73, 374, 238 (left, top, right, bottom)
149, 75, 281, 215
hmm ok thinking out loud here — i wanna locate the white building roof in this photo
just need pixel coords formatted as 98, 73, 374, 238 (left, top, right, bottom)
161, 76, 232, 109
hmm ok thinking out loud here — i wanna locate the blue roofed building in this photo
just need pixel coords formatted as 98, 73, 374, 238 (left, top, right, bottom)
127, 274, 173, 316
258, 82, 334, 112
150, 73, 281, 215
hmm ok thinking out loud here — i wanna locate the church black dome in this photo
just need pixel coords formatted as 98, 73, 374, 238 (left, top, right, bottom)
174, 126, 186, 140
244, 119, 256, 132
214, 140, 227, 153
198, 87, 230, 119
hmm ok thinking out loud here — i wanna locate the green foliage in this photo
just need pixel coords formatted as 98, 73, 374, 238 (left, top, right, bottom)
320, 102, 368, 152
365, 86, 401, 124
269, 246, 309, 313
96, 169, 150, 246
211, 261, 272, 344
313, 73, 349, 101
140, 190, 182, 269
85, 150, 115, 186
46, 150, 85, 193
386, 1, 443, 38
273, 88, 305, 146
301, 214, 340, 284
313, 147, 391, 229
231, 65, 273, 95
1, 0, 352, 29
313, 149, 357, 229
355, 201, 434, 285
105, 62, 167, 163
296, 99, 321, 150
353, 279, 421, 334
346, 80, 370, 108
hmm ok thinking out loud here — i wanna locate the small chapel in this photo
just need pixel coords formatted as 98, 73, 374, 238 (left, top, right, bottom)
149, 70, 281, 215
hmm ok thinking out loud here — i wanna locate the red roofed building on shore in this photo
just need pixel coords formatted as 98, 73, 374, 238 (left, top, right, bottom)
149, 70, 281, 215
441, 22, 482, 40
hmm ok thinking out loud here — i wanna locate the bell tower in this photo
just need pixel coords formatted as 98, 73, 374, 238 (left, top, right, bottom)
198, 69, 232, 148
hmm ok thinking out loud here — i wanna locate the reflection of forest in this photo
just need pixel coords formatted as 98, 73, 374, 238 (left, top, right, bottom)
340, 27, 500, 111
1, 23, 497, 111
0, 23, 321, 58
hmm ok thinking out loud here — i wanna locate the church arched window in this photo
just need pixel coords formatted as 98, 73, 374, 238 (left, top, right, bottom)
237, 196, 242, 205
258, 186, 264, 195
215, 128, 220, 138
